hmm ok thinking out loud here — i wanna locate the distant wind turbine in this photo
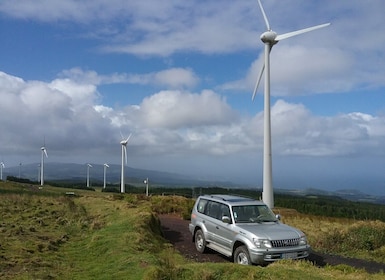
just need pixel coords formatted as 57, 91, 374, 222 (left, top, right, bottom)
86, 163, 93, 188
144, 178, 149, 196
103, 163, 109, 189
0, 161, 5, 181
40, 145, 48, 186
120, 133, 132, 193
252, 0, 330, 208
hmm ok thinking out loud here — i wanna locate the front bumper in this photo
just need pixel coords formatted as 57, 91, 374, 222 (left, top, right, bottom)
249, 245, 310, 264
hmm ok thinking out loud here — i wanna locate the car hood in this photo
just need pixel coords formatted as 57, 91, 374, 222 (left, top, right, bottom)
237, 222, 303, 240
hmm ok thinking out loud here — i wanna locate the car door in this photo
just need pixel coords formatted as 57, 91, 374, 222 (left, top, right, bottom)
204, 201, 221, 243
214, 203, 234, 250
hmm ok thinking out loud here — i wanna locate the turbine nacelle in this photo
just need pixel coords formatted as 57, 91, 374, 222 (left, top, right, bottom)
120, 133, 132, 146
260, 31, 278, 44
41, 147, 48, 157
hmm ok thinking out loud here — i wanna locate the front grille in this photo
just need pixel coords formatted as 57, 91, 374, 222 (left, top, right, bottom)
271, 238, 300, 248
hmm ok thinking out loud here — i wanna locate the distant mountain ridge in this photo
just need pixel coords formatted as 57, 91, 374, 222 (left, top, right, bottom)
1, 162, 219, 186
2, 162, 385, 205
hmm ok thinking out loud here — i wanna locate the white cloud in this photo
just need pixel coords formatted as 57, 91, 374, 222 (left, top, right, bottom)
269, 100, 385, 157
153, 68, 199, 89
2, 70, 385, 165
138, 89, 238, 129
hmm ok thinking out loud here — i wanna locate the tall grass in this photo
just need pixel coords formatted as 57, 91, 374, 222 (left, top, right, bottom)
1, 182, 384, 279
277, 208, 385, 264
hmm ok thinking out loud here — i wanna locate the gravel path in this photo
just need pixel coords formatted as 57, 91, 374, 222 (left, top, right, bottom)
159, 214, 385, 274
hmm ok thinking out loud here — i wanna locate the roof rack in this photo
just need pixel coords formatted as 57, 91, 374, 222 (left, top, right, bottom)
204, 194, 257, 202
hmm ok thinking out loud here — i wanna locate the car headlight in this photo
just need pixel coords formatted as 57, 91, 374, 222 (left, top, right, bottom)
299, 236, 308, 246
253, 238, 272, 248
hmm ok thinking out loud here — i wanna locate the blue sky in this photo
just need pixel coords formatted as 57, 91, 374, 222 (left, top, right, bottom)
1, 0, 385, 195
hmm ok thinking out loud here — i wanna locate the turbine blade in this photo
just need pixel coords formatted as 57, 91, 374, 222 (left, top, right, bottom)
44, 149, 48, 158
252, 63, 265, 101
258, 0, 270, 30
126, 133, 132, 142
276, 23, 330, 41
252, 45, 272, 101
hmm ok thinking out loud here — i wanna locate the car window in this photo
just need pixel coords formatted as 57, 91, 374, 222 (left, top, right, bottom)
207, 201, 221, 219
220, 204, 231, 218
232, 205, 276, 223
197, 198, 208, 214
196, 198, 231, 221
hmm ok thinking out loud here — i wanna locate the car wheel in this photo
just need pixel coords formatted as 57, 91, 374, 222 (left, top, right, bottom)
195, 229, 206, 253
234, 245, 251, 265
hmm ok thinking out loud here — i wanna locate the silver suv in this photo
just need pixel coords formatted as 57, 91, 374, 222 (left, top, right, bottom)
189, 194, 310, 265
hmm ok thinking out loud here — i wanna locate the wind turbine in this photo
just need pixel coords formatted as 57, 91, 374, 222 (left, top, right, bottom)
103, 163, 109, 189
144, 178, 149, 196
252, 0, 330, 208
86, 163, 93, 188
120, 133, 132, 193
0, 161, 4, 181
40, 145, 48, 186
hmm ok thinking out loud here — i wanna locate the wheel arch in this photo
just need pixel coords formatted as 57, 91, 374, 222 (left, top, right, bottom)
192, 226, 202, 242
232, 240, 246, 257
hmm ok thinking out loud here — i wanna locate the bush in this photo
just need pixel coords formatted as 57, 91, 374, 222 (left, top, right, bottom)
321, 221, 385, 253
150, 195, 194, 219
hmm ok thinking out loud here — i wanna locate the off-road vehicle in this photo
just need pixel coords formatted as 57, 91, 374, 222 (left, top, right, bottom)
189, 194, 310, 265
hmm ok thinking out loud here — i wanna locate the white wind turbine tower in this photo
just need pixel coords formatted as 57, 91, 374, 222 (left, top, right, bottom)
0, 161, 5, 181
40, 145, 48, 186
103, 163, 109, 189
144, 178, 149, 196
86, 163, 93, 188
120, 133, 132, 193
252, 0, 330, 208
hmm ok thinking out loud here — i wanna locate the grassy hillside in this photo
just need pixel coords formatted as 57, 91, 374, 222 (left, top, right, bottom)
0, 181, 384, 279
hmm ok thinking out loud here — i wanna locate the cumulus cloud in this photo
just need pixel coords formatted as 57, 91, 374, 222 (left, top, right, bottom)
2, 70, 385, 164
138, 90, 237, 129
270, 100, 385, 157
1, 67, 385, 191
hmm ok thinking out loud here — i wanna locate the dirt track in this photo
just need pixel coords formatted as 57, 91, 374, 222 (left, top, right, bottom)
159, 214, 385, 274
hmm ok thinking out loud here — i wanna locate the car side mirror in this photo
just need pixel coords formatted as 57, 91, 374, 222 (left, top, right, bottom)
222, 216, 232, 224
275, 214, 281, 221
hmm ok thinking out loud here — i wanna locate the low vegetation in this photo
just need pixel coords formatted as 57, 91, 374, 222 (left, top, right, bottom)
0, 181, 384, 279
276, 208, 385, 264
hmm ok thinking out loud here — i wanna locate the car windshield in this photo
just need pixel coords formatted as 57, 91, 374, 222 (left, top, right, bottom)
232, 205, 277, 223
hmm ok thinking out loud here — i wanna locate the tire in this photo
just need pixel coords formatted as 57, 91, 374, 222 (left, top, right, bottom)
194, 229, 206, 253
234, 245, 251, 265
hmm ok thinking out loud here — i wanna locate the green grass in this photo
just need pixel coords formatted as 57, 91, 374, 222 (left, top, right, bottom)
0, 181, 384, 279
